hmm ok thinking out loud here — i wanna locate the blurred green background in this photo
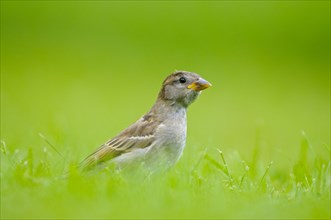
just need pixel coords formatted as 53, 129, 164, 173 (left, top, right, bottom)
2, 0, 329, 162
1, 1, 330, 219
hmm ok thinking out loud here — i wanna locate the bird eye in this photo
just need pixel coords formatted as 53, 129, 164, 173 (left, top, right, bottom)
179, 77, 186, 83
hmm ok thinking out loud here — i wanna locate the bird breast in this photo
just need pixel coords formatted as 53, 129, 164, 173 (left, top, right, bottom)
150, 107, 187, 167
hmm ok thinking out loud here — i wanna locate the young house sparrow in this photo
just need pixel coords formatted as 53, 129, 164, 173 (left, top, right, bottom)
80, 71, 211, 172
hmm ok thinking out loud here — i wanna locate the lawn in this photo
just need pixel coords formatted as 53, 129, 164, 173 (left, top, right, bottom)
1, 1, 330, 219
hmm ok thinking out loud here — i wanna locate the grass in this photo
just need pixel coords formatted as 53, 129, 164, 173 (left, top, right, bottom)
1, 131, 330, 219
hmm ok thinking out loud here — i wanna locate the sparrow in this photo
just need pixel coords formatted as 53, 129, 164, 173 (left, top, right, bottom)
79, 71, 211, 172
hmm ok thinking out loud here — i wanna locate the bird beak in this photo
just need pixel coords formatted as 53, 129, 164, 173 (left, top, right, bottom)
187, 78, 212, 91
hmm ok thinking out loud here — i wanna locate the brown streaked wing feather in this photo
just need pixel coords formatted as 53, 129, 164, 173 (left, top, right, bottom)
79, 115, 161, 171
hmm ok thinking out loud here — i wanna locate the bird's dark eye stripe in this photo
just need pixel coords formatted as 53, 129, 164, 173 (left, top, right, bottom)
179, 77, 186, 83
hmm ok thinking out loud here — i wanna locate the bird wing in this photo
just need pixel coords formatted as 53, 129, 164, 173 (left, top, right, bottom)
79, 114, 160, 171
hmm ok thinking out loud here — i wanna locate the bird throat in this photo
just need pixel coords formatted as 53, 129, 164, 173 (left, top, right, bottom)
150, 99, 187, 122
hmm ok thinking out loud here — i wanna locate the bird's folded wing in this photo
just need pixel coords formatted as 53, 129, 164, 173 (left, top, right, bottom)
79, 116, 160, 171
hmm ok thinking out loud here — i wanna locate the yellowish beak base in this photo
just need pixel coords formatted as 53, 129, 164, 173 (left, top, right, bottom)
187, 78, 212, 91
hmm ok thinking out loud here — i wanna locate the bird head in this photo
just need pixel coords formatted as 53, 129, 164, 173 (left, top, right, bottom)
158, 71, 212, 107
